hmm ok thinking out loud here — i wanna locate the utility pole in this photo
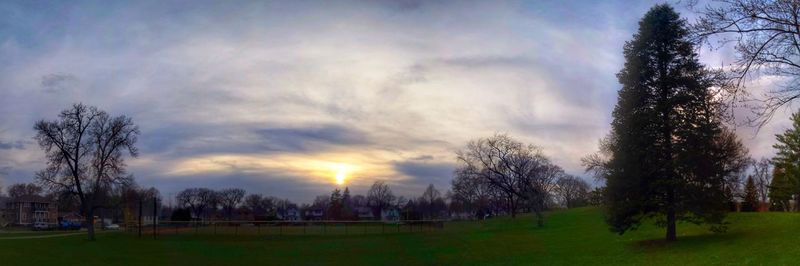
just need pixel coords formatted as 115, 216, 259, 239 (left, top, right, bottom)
153, 196, 157, 239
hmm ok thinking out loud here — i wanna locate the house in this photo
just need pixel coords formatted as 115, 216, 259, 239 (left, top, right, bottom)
5, 195, 58, 226
0, 196, 9, 227
355, 207, 374, 220
381, 208, 400, 221
278, 208, 300, 221
304, 208, 324, 220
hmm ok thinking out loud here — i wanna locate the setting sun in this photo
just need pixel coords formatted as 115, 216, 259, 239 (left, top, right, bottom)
334, 163, 347, 185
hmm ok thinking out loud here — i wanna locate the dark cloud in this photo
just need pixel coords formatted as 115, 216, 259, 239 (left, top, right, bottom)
0, 140, 25, 150
255, 124, 371, 152
409, 155, 434, 161
393, 160, 454, 186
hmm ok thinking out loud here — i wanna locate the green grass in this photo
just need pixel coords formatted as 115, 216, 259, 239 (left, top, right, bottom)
1, 208, 798, 265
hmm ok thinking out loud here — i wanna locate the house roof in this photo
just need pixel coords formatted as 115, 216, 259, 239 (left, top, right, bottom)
10, 195, 52, 203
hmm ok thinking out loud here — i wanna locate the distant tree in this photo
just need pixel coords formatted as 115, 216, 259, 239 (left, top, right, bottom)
418, 184, 445, 219
218, 188, 245, 220
244, 194, 268, 217
743, 176, 759, 212
341, 187, 354, 219
312, 195, 329, 208
7, 183, 43, 199
716, 130, 753, 206
602, 5, 747, 241
367, 181, 395, 218
170, 208, 192, 222
587, 187, 606, 206
692, 0, 800, 125
751, 158, 772, 205
176, 188, 216, 220
451, 167, 493, 217
455, 133, 560, 226
33, 103, 139, 241
555, 175, 590, 209
327, 188, 344, 220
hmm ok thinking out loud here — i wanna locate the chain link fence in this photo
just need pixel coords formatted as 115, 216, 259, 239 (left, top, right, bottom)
125, 220, 445, 238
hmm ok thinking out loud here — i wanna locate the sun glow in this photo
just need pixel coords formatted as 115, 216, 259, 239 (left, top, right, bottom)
334, 163, 347, 185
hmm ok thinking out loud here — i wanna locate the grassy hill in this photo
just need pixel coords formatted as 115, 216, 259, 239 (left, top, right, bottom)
1, 207, 798, 265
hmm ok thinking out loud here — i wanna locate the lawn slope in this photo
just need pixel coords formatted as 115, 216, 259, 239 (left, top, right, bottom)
1, 208, 798, 265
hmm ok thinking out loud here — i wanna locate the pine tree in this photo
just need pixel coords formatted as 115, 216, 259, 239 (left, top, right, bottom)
328, 188, 343, 220
769, 167, 796, 211
772, 111, 800, 211
743, 176, 758, 212
604, 4, 747, 241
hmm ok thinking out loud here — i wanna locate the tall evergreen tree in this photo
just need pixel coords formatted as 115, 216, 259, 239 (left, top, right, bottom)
743, 176, 758, 212
772, 111, 800, 210
604, 5, 747, 241
769, 167, 796, 211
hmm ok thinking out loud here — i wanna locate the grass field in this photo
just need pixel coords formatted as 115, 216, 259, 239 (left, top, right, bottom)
1, 207, 798, 265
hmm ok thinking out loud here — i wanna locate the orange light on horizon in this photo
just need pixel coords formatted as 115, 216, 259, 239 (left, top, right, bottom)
334, 163, 347, 185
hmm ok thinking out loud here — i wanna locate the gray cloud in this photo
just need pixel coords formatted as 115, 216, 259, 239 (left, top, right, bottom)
0, 140, 25, 150
41, 73, 78, 93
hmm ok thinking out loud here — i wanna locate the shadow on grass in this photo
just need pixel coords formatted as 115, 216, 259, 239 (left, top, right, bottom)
630, 231, 746, 252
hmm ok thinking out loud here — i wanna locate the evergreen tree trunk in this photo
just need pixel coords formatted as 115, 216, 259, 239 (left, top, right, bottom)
666, 192, 677, 241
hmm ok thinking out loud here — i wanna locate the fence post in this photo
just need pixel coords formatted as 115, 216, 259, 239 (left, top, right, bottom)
138, 197, 142, 238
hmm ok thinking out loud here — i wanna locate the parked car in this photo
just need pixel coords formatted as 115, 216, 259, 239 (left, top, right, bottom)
59, 220, 81, 230
105, 224, 120, 230
33, 222, 50, 230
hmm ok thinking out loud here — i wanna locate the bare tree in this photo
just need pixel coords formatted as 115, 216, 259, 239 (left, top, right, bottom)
176, 188, 202, 220
218, 188, 245, 220
692, 0, 800, 126
34, 103, 139, 240
7, 183, 43, 199
418, 184, 445, 219
176, 188, 216, 220
555, 175, 590, 209
244, 194, 265, 216
367, 181, 395, 218
581, 134, 615, 181
751, 157, 772, 204
455, 134, 559, 225
451, 167, 494, 217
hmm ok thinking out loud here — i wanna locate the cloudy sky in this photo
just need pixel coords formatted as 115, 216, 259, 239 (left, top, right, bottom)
0, 0, 794, 203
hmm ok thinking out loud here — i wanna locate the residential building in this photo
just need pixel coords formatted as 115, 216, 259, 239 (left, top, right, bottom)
5, 195, 58, 226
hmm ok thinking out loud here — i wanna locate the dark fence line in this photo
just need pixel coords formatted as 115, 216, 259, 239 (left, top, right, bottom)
125, 220, 446, 238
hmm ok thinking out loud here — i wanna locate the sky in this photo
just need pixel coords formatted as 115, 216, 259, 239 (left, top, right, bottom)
0, 0, 795, 204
